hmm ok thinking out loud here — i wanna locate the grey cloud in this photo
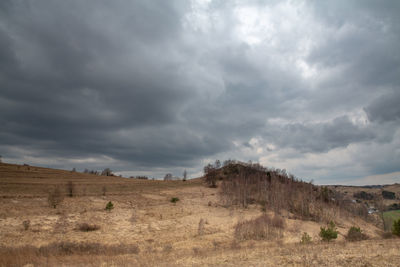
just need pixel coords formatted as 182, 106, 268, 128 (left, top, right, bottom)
268, 116, 375, 153
0, 0, 399, 181
365, 91, 400, 123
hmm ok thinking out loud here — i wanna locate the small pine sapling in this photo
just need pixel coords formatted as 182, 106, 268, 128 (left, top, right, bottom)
105, 201, 114, 211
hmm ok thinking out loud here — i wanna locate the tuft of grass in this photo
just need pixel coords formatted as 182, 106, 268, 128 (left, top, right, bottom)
392, 218, 400, 236
163, 244, 173, 253
22, 220, 30, 231
300, 232, 312, 244
198, 218, 205, 236
77, 223, 100, 232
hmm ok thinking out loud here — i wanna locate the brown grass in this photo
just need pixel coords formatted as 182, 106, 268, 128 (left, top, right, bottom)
0, 162, 399, 266
234, 214, 284, 240
0, 242, 139, 266
77, 223, 100, 232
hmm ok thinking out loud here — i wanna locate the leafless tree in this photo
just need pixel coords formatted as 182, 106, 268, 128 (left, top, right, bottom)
183, 170, 187, 181
101, 168, 112, 176
67, 181, 75, 197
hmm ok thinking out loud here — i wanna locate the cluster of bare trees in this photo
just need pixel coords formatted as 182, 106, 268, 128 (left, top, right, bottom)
82, 168, 114, 176
204, 160, 369, 221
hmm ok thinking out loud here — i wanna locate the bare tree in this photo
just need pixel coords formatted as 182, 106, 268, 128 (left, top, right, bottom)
48, 187, 64, 208
101, 168, 112, 176
67, 181, 75, 197
183, 170, 187, 181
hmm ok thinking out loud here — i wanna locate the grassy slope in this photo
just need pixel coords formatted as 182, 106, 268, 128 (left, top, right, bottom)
0, 162, 399, 266
0, 162, 201, 197
383, 210, 400, 231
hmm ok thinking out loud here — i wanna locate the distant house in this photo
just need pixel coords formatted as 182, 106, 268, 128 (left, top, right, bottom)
368, 207, 378, 214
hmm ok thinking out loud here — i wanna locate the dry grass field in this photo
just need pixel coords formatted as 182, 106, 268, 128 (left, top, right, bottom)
1, 162, 399, 266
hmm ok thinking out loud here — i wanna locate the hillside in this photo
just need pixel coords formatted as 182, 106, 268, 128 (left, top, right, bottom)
0, 162, 399, 266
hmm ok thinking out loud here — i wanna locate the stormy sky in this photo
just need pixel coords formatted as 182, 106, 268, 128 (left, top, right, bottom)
1, 0, 399, 184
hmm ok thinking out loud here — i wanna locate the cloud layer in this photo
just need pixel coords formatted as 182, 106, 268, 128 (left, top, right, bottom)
1, 0, 399, 184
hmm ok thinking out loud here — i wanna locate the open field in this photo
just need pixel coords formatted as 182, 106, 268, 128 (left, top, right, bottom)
383, 210, 400, 231
1, 162, 399, 266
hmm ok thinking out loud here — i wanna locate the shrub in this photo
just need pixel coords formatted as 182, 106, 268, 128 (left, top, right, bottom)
392, 219, 400, 236
170, 197, 179, 203
67, 181, 75, 197
271, 214, 285, 229
163, 244, 172, 253
198, 218, 205, 236
300, 232, 312, 244
382, 190, 396, 200
77, 223, 100, 232
319, 221, 338, 242
346, 226, 368, 241
234, 214, 281, 240
48, 187, 64, 208
22, 220, 30, 231
105, 201, 114, 211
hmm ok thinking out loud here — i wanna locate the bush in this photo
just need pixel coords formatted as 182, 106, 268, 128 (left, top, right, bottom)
346, 226, 368, 241
234, 214, 282, 240
48, 187, 64, 208
319, 221, 338, 242
300, 232, 312, 244
77, 223, 100, 232
198, 218, 205, 236
170, 197, 179, 203
381, 231, 394, 239
382, 190, 396, 200
105, 201, 114, 211
392, 219, 400, 236
271, 214, 285, 229
67, 181, 75, 197
22, 220, 30, 231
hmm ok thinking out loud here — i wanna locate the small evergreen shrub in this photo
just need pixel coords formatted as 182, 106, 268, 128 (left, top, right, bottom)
300, 232, 312, 244
105, 201, 114, 211
392, 219, 400, 237
319, 221, 338, 242
346, 226, 368, 241
170, 197, 179, 203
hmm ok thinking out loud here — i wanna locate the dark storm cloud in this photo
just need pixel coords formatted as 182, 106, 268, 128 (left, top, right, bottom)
0, 0, 399, 182
365, 91, 400, 123
0, 1, 198, 166
266, 116, 375, 153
